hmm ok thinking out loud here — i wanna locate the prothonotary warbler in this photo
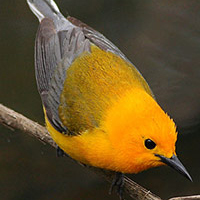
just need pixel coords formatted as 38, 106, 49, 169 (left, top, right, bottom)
27, 0, 192, 198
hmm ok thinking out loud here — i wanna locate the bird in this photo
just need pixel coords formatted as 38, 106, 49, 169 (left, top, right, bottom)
27, 0, 192, 199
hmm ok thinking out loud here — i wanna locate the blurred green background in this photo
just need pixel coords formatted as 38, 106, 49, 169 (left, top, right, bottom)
0, 0, 200, 200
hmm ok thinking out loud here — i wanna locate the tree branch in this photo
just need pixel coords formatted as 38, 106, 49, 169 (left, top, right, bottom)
168, 196, 200, 200
0, 103, 199, 200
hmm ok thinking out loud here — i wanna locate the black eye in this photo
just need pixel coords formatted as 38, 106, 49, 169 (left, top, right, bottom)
145, 139, 156, 150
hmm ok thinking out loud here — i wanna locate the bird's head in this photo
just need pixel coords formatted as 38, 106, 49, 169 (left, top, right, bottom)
103, 89, 192, 181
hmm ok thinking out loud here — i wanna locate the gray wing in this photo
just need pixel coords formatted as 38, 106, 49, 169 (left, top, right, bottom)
35, 18, 90, 134
67, 16, 130, 63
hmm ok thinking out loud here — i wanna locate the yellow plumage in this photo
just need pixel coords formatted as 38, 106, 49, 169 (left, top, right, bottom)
46, 86, 177, 173
59, 45, 153, 133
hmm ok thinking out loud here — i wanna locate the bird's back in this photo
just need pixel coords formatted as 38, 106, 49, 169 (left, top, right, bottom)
28, 0, 153, 135
59, 45, 153, 133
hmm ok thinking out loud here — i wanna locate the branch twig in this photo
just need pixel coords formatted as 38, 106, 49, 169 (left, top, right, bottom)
0, 103, 199, 200
169, 196, 200, 200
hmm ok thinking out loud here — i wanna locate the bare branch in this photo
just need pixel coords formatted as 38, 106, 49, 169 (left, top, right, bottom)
0, 103, 197, 200
169, 195, 200, 200
0, 103, 55, 146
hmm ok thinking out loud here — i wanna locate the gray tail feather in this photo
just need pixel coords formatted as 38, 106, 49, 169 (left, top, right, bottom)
27, 0, 65, 22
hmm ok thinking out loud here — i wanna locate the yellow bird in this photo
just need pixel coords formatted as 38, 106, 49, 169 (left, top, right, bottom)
27, 0, 192, 198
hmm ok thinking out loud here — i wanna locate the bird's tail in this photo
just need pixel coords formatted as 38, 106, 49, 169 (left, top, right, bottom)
27, 0, 65, 22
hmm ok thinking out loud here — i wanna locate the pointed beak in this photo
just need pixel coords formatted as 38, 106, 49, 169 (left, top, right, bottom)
155, 154, 192, 181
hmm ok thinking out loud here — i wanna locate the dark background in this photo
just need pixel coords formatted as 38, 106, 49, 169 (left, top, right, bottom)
0, 0, 200, 200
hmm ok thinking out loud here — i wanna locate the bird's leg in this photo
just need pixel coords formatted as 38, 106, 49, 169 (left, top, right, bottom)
109, 172, 125, 200
56, 146, 66, 157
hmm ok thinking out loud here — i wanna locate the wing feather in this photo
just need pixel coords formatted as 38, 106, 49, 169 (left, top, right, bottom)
67, 16, 129, 62
35, 17, 90, 134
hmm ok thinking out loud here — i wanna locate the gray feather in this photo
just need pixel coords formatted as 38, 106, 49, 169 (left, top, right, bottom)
35, 17, 90, 134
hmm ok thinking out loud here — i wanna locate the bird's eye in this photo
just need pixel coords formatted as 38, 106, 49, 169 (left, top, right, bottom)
145, 139, 156, 150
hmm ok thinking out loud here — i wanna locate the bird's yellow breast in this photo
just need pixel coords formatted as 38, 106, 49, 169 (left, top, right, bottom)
59, 45, 152, 133
44, 45, 174, 174
45, 88, 176, 173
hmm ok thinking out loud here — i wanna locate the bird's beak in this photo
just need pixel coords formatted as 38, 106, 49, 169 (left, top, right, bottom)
155, 154, 192, 181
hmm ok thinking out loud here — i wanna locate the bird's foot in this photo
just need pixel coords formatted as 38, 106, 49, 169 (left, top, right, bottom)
109, 172, 125, 200
56, 146, 66, 157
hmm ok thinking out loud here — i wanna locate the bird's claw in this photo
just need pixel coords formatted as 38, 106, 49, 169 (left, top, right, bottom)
56, 146, 66, 157
109, 172, 125, 200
